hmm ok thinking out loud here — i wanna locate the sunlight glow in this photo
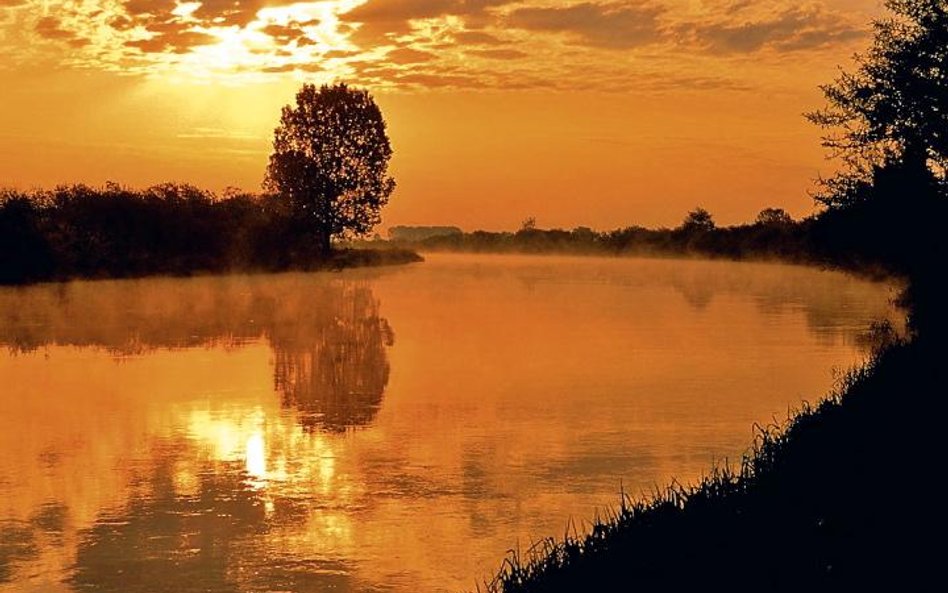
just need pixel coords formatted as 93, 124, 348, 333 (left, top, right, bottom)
171, 2, 201, 19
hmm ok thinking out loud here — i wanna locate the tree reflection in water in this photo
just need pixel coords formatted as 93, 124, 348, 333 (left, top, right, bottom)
0, 274, 394, 432
271, 284, 393, 432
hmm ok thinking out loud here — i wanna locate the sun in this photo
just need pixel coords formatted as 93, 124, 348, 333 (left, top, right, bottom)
157, 1, 367, 82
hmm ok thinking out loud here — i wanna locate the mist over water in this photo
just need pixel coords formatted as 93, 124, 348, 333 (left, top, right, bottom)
0, 254, 902, 593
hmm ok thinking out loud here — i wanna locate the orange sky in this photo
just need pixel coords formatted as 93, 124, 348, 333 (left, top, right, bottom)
0, 0, 884, 230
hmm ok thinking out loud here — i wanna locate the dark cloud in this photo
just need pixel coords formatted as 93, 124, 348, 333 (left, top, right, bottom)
260, 23, 308, 43
386, 47, 437, 63
344, 0, 509, 22
120, 0, 268, 27
341, 0, 512, 48
467, 48, 526, 60
395, 71, 480, 87
453, 30, 505, 45
261, 62, 321, 73
109, 15, 135, 30
126, 30, 218, 54
117, 0, 270, 39
34, 16, 92, 47
346, 19, 413, 47
113, 0, 289, 56
350, 63, 403, 78
506, 2, 666, 49
122, 0, 175, 17
681, 6, 865, 54
323, 49, 361, 59
190, 0, 269, 28
35, 16, 75, 39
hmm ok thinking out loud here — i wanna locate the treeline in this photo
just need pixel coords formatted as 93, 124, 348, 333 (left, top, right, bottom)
388, 225, 462, 242
0, 183, 418, 285
395, 198, 946, 284
403, 212, 811, 263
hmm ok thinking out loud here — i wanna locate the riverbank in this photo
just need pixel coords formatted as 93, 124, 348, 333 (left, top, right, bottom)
484, 262, 942, 591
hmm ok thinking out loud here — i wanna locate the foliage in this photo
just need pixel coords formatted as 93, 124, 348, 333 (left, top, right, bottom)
755, 207, 793, 226
679, 206, 715, 232
264, 83, 395, 254
0, 183, 418, 285
388, 225, 463, 242
806, 0, 948, 207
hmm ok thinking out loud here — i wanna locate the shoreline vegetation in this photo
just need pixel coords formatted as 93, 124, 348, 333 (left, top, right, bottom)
382, 215, 887, 279
0, 183, 421, 286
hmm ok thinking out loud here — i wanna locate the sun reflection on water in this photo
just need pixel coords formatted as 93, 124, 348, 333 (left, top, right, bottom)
245, 431, 267, 481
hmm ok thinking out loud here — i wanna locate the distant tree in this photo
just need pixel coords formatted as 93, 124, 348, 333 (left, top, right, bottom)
806, 0, 947, 208
755, 207, 793, 226
680, 207, 715, 232
520, 217, 537, 231
264, 83, 395, 255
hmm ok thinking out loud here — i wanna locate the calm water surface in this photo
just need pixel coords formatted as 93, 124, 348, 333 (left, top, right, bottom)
0, 254, 902, 592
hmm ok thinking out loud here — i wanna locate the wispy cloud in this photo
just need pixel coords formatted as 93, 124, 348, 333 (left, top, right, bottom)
678, 3, 865, 54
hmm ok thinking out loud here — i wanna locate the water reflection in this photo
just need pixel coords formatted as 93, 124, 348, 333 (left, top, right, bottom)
0, 274, 393, 432
66, 446, 361, 593
271, 285, 393, 432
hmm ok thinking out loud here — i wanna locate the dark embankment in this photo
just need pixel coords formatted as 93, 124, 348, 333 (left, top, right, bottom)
0, 183, 420, 286
481, 194, 945, 590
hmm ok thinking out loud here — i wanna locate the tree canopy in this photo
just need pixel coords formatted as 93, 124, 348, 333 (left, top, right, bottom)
680, 207, 715, 232
807, 0, 948, 208
265, 83, 395, 254
755, 207, 793, 226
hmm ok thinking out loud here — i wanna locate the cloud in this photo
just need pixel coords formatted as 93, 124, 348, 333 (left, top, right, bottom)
189, 0, 270, 28
506, 2, 666, 49
344, 0, 509, 22
34, 16, 90, 47
452, 30, 505, 45
395, 71, 480, 88
467, 48, 525, 60
680, 4, 865, 54
1, 0, 875, 91
260, 23, 304, 42
34, 16, 73, 39
126, 29, 218, 54
260, 62, 321, 73
341, 0, 512, 48
386, 47, 437, 63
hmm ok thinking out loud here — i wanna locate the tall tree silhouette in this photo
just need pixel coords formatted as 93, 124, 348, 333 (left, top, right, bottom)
807, 0, 947, 208
265, 83, 395, 255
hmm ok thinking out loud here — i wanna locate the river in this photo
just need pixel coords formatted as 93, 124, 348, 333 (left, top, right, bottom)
0, 253, 902, 592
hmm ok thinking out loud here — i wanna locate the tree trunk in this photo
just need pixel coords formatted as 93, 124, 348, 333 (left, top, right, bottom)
318, 230, 332, 256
